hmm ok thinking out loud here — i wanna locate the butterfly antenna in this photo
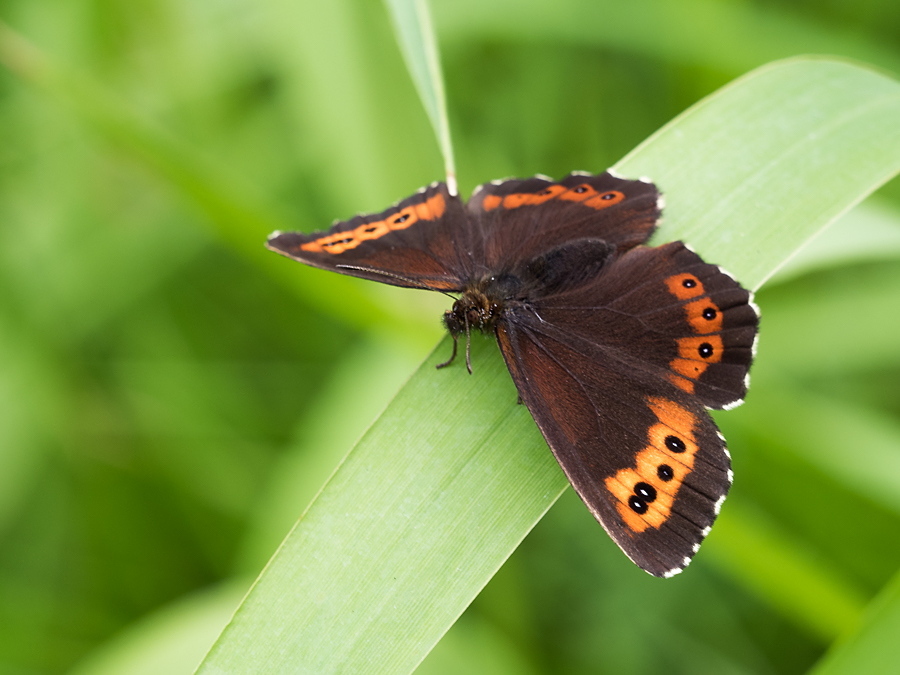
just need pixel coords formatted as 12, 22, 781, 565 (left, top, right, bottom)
334, 264, 430, 291
335, 264, 459, 302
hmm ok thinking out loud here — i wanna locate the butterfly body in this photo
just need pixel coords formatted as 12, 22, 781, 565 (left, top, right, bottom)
268, 172, 759, 577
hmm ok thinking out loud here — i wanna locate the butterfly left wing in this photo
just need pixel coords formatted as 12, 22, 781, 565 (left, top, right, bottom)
267, 182, 473, 291
496, 243, 758, 576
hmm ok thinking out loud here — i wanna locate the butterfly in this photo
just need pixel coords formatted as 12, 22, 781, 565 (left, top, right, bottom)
267, 171, 759, 577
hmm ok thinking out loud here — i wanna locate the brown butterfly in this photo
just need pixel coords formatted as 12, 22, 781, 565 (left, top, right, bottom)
267, 172, 759, 577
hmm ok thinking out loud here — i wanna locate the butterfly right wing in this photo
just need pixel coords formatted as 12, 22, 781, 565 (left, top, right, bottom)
267, 182, 474, 291
467, 172, 662, 274
498, 320, 732, 577
494, 243, 756, 577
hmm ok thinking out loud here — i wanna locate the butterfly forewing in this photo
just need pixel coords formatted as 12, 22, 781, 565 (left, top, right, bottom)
267, 182, 471, 290
468, 173, 661, 273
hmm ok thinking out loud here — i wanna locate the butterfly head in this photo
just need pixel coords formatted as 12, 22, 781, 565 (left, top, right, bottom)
442, 287, 504, 337
439, 277, 519, 372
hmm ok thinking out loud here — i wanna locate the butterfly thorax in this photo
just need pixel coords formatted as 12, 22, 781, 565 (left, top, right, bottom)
442, 282, 511, 337
439, 277, 521, 372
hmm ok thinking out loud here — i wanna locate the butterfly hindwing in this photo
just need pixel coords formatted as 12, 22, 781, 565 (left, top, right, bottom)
266, 182, 471, 290
495, 242, 756, 576
498, 319, 731, 576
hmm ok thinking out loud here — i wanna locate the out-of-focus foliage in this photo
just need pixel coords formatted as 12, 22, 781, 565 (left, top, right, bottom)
0, 1, 898, 673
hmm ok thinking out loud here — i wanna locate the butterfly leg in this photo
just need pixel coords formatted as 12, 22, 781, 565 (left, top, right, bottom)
437, 311, 475, 374
436, 333, 459, 369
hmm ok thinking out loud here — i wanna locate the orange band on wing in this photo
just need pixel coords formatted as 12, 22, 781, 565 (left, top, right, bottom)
481, 194, 502, 210
604, 398, 700, 533
480, 184, 625, 212
663, 272, 725, 386
301, 192, 446, 255
667, 373, 695, 394
501, 184, 567, 208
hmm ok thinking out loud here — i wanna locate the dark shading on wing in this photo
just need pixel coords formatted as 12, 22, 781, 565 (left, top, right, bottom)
495, 242, 757, 576
266, 182, 473, 291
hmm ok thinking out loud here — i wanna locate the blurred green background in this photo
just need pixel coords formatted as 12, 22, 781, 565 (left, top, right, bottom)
1, 0, 899, 673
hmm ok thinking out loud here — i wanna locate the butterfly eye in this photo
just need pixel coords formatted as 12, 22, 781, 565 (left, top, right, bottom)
394, 214, 410, 224
599, 192, 617, 200
702, 307, 717, 320
628, 496, 649, 514
682, 277, 697, 288
573, 185, 589, 194
363, 226, 378, 233
665, 435, 686, 453
698, 343, 714, 358
634, 482, 657, 502
657, 464, 674, 481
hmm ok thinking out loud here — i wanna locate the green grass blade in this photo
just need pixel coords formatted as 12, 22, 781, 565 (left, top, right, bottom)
811, 570, 900, 674
0, 20, 408, 334
0, 23, 281, 245
384, 0, 457, 193
732, 388, 900, 518
196, 58, 900, 674
69, 581, 248, 675
706, 502, 866, 642
434, 0, 900, 76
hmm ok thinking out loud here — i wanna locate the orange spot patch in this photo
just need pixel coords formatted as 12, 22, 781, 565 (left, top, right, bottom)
415, 193, 446, 220
604, 398, 700, 533
677, 335, 723, 363
663, 273, 725, 387
665, 273, 705, 300
558, 184, 599, 202
648, 397, 698, 437
684, 298, 723, 334
354, 220, 389, 241
302, 193, 446, 254
668, 335, 724, 382
584, 190, 625, 208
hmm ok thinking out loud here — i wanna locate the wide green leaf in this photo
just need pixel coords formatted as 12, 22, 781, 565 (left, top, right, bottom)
195, 58, 900, 674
